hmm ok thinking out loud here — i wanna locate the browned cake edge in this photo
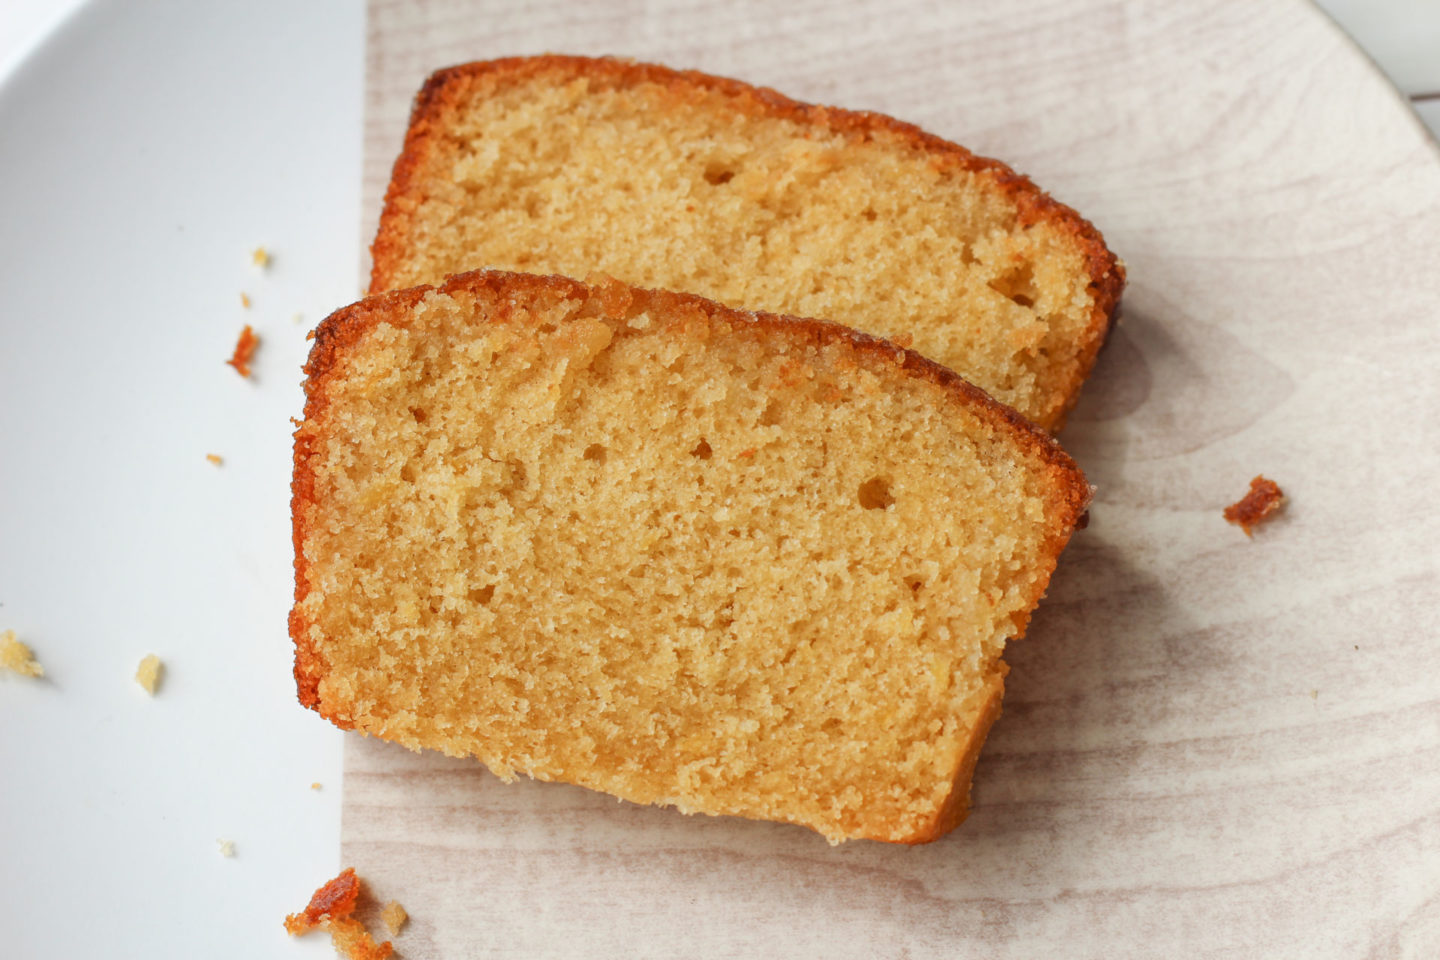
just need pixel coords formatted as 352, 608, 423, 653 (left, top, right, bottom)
292, 268, 1092, 843
367, 54, 1126, 431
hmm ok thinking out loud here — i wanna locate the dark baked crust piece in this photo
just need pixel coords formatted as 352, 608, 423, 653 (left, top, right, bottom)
291, 268, 1092, 841
1224, 475, 1285, 536
369, 55, 1126, 431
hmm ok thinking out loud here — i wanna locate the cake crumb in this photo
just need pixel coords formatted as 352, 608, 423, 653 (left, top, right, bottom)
292, 312, 304, 325
310, 782, 323, 790
135, 654, 164, 695
285, 868, 393, 960
1310, 689, 1319, 700
206, 453, 224, 466
217, 839, 236, 858
381, 901, 408, 936
1223, 475, 1285, 536
1, 630, 43, 678
252, 246, 270, 268
226, 324, 260, 378
240, 291, 252, 308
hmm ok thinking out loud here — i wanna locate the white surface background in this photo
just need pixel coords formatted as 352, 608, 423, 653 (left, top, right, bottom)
2, 0, 1439, 128
0, 1, 1435, 958
0, 1, 362, 957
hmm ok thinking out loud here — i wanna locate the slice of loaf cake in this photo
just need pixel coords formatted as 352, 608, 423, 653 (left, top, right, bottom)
370, 56, 1124, 431
291, 269, 1090, 843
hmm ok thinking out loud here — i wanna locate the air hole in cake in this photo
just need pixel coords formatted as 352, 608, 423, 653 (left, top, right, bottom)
468, 585, 496, 606
504, 461, 527, 490
858, 476, 895, 511
861, 208, 877, 222
759, 400, 782, 427
904, 575, 925, 594
583, 443, 607, 463
399, 463, 417, 483
703, 163, 736, 185
690, 438, 713, 460
409, 406, 427, 423
988, 264, 1039, 308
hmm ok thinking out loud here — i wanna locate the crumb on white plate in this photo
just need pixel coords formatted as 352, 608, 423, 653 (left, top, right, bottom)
292, 312, 304, 325
206, 453, 223, 466
240, 291, 251, 309
217, 839, 235, 858
226, 325, 259, 378
1, 629, 43, 678
252, 246, 270, 268
310, 782, 323, 790
135, 654, 163, 695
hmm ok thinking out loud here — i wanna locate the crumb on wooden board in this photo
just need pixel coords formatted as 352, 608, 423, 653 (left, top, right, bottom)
135, 654, 163, 695
226, 325, 260, 378
1, 629, 43, 678
381, 900, 408, 936
285, 867, 393, 960
1223, 475, 1285, 536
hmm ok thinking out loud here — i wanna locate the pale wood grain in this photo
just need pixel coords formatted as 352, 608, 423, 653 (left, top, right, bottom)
345, 1, 1440, 956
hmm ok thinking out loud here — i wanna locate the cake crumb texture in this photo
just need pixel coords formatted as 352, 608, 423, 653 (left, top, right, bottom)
292, 270, 1090, 843
284, 867, 393, 960
217, 839, 235, 858
1, 630, 43, 678
381, 901, 407, 936
135, 654, 163, 695
1224, 475, 1285, 536
370, 56, 1124, 430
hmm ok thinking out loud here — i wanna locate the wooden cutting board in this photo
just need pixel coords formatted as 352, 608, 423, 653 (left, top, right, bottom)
342, 1, 1440, 955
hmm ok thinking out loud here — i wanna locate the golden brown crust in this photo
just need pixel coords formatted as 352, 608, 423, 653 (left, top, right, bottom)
369, 55, 1125, 429
226, 324, 259, 378
284, 867, 393, 960
1224, 475, 1286, 536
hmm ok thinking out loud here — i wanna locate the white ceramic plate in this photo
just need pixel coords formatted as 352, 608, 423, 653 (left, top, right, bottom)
0, 2, 361, 956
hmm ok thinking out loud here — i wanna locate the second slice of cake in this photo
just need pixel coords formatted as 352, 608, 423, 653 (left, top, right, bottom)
369, 56, 1124, 431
